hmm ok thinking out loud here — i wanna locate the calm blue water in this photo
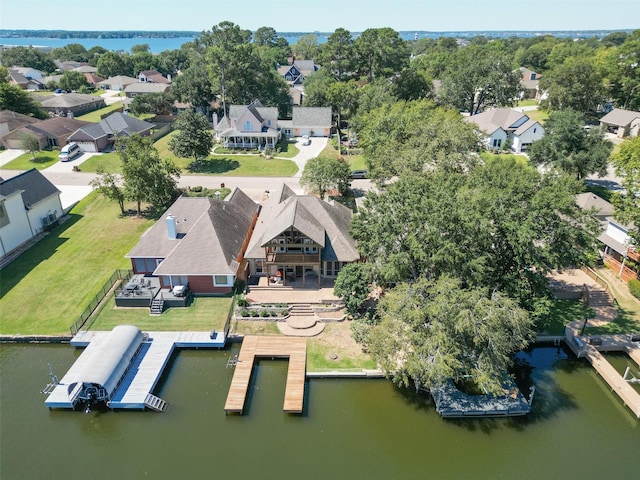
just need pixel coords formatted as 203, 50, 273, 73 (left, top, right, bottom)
0, 30, 618, 53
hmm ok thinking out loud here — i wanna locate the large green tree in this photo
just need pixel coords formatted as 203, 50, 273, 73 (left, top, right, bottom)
368, 276, 534, 395
58, 70, 89, 91
0, 68, 46, 118
117, 135, 180, 216
130, 92, 175, 116
317, 28, 356, 81
608, 29, 640, 110
96, 51, 133, 78
529, 109, 612, 180
611, 136, 640, 244
0, 46, 56, 73
357, 100, 480, 183
354, 28, 409, 80
300, 155, 350, 199
90, 167, 126, 215
351, 159, 597, 321
440, 43, 521, 114
168, 111, 213, 163
171, 64, 214, 111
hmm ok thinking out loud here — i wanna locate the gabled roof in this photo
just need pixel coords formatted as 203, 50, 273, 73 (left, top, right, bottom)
600, 108, 640, 127
228, 100, 279, 127
6, 117, 91, 140
38, 93, 105, 109
0, 110, 40, 130
70, 112, 155, 142
124, 83, 170, 94
73, 65, 98, 74
292, 107, 332, 129
0, 168, 60, 207
246, 184, 359, 263
97, 75, 138, 87
464, 108, 529, 135
575, 192, 614, 217
513, 118, 542, 135
126, 189, 258, 276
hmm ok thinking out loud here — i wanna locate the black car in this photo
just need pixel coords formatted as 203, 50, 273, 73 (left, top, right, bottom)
349, 170, 367, 179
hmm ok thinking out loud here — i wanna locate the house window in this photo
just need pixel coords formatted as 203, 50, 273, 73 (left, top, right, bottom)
492, 139, 502, 147
214, 275, 230, 286
256, 260, 263, 274
533, 128, 537, 133
0, 202, 9, 228
170, 275, 189, 286
243, 121, 253, 131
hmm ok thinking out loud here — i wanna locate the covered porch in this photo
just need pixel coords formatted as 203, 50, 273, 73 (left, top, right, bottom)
246, 276, 339, 304
220, 131, 280, 150
263, 252, 322, 287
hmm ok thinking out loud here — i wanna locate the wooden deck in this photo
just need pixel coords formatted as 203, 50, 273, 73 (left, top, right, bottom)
565, 329, 640, 419
224, 336, 307, 414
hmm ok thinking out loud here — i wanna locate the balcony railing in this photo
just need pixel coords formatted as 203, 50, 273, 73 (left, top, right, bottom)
266, 252, 320, 264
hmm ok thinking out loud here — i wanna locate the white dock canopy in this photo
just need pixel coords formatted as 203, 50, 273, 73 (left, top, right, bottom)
64, 325, 144, 405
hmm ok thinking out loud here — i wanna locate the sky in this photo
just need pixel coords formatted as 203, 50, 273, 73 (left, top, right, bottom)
1, 0, 638, 32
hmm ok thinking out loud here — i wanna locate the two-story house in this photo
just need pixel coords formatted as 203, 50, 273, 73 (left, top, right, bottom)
0, 169, 64, 258
214, 100, 281, 150
244, 184, 359, 286
464, 108, 545, 153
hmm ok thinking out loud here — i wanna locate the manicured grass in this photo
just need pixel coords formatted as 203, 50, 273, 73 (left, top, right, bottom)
517, 99, 538, 107
543, 299, 595, 336
0, 192, 154, 335
525, 108, 549, 124
232, 320, 280, 336
348, 154, 367, 171
2, 150, 60, 170
90, 296, 233, 332
76, 102, 123, 122
76, 152, 120, 172
273, 141, 299, 159
307, 323, 377, 371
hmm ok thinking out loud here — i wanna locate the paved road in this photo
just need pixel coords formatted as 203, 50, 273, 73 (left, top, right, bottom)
0, 137, 330, 207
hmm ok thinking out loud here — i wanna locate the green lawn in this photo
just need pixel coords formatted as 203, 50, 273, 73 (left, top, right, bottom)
80, 131, 298, 176
1, 150, 60, 170
0, 192, 154, 335
76, 152, 121, 172
90, 296, 233, 332
77, 102, 123, 122
273, 140, 299, 159
517, 99, 538, 107
543, 299, 595, 336
525, 108, 549, 124
479, 151, 530, 166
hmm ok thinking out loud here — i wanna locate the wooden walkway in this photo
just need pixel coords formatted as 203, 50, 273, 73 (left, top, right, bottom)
565, 327, 640, 419
224, 336, 307, 414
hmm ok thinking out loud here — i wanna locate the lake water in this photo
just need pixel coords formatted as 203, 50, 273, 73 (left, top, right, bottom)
0, 344, 638, 480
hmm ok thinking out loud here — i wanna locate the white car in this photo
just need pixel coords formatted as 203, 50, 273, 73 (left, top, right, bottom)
301, 135, 311, 146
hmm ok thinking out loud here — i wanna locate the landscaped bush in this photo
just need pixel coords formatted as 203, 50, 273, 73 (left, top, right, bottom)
250, 310, 260, 317
237, 297, 249, 307
240, 308, 249, 317
261, 309, 270, 317
629, 279, 640, 300
280, 309, 289, 316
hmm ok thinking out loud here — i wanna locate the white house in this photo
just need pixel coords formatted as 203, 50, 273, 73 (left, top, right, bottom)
0, 169, 63, 258
464, 108, 545, 153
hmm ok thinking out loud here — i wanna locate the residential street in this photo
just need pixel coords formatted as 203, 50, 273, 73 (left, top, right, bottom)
0, 136, 330, 209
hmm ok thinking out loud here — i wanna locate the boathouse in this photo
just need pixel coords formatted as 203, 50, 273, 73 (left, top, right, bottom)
45, 325, 144, 408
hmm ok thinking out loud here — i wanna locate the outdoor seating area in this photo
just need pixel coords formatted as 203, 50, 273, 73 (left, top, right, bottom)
114, 275, 190, 308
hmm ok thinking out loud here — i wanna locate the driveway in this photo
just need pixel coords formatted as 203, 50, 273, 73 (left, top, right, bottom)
100, 89, 125, 105
289, 136, 328, 177
0, 149, 24, 167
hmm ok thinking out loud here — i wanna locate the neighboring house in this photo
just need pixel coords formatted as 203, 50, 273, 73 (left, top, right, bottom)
138, 70, 171, 84
68, 112, 155, 152
599, 108, 640, 138
2, 117, 91, 149
55, 61, 88, 71
277, 60, 319, 85
0, 169, 64, 258
97, 75, 138, 91
288, 86, 304, 106
214, 100, 280, 150
244, 184, 359, 286
8, 67, 43, 90
82, 72, 105, 86
464, 108, 545, 153
576, 192, 639, 281
72, 65, 98, 74
124, 82, 170, 98
34, 93, 106, 117
289, 106, 332, 138
518, 67, 542, 101
125, 189, 259, 294
0, 110, 40, 148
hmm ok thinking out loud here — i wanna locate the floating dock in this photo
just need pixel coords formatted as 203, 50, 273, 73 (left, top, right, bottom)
45, 327, 225, 411
224, 336, 307, 414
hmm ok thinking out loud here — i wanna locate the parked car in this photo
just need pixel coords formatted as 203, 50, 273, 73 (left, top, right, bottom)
301, 135, 311, 146
58, 142, 81, 162
347, 138, 359, 147
349, 170, 368, 179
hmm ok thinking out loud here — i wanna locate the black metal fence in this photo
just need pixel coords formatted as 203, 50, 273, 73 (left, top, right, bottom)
69, 269, 133, 335
223, 281, 245, 337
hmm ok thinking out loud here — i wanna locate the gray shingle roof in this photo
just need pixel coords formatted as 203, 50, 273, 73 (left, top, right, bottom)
292, 107, 332, 129
38, 93, 105, 109
0, 168, 60, 208
245, 184, 358, 263
464, 108, 529, 135
124, 83, 170, 94
126, 189, 258, 276
600, 108, 640, 127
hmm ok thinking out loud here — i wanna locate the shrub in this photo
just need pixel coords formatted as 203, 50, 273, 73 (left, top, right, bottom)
240, 308, 249, 317
280, 310, 289, 317
237, 297, 249, 307
261, 309, 270, 317
250, 310, 260, 317
629, 279, 640, 300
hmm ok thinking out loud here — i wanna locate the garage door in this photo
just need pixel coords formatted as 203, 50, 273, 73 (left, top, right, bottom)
76, 142, 97, 152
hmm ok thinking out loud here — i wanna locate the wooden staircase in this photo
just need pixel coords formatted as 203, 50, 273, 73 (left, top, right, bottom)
587, 288, 613, 307
150, 298, 164, 315
144, 393, 168, 412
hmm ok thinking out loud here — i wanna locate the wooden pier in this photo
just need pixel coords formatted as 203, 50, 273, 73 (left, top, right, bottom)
224, 336, 307, 414
565, 328, 640, 419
